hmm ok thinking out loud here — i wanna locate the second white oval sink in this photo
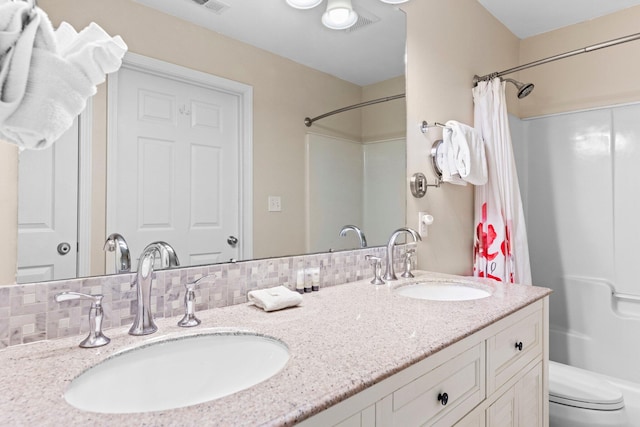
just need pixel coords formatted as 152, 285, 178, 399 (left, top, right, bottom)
64, 332, 289, 414
395, 282, 491, 301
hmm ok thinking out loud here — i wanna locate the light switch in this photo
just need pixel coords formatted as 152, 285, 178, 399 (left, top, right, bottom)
268, 196, 282, 212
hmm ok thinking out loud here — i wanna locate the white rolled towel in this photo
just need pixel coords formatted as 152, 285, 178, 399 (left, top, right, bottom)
441, 128, 467, 186
445, 120, 488, 185
248, 286, 303, 312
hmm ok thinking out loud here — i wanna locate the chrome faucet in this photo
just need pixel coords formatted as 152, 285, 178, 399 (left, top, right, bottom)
339, 225, 368, 248
383, 227, 421, 281
150, 241, 180, 269
103, 233, 131, 274
129, 241, 180, 336
55, 291, 110, 348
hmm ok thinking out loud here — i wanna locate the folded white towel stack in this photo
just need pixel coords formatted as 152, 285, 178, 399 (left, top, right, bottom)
0, 0, 127, 150
442, 120, 488, 185
247, 286, 303, 312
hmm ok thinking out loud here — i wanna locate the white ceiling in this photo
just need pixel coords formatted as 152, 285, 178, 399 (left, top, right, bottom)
134, 0, 640, 87
134, 0, 406, 87
478, 0, 640, 39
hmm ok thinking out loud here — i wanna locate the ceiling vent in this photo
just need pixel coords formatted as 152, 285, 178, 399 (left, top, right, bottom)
346, 7, 380, 33
191, 0, 230, 14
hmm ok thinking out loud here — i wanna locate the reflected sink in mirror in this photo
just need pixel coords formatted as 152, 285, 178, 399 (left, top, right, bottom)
64, 332, 290, 414
395, 281, 491, 301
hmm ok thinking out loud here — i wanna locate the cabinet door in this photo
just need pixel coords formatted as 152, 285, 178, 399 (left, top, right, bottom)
455, 408, 486, 427
516, 363, 543, 427
486, 362, 543, 427
389, 343, 485, 426
487, 310, 543, 393
487, 386, 516, 427
335, 404, 376, 427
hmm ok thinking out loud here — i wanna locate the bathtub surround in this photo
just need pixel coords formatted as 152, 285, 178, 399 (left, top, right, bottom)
0, 245, 413, 349
511, 102, 640, 384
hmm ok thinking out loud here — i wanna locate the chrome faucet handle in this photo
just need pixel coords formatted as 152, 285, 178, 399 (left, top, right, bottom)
401, 249, 416, 279
178, 275, 213, 327
54, 291, 110, 348
365, 255, 385, 285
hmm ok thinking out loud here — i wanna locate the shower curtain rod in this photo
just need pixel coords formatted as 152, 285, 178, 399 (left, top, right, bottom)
304, 94, 405, 127
474, 31, 640, 83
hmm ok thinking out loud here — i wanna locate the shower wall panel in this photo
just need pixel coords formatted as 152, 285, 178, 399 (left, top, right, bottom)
513, 103, 640, 381
612, 104, 640, 296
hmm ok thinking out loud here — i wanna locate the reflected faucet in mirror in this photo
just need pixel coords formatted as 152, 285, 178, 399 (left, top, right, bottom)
384, 227, 421, 281
129, 241, 180, 336
151, 241, 181, 269
103, 233, 131, 274
339, 225, 368, 248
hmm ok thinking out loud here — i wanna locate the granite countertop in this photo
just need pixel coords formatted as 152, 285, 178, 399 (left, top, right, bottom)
0, 271, 551, 426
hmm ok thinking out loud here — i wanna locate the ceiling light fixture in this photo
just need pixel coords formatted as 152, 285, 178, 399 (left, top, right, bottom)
321, 0, 358, 30
286, 0, 323, 9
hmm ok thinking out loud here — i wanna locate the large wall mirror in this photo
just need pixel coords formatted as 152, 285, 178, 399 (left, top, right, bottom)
14, 0, 407, 284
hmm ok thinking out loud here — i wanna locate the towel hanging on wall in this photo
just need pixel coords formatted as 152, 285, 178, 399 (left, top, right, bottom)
0, 0, 127, 150
438, 120, 488, 186
444, 120, 488, 185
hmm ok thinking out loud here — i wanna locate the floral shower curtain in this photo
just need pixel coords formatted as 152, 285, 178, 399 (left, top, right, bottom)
472, 78, 531, 284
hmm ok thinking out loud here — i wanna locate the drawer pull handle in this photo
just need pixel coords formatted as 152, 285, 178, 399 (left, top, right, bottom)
515, 341, 523, 351
438, 392, 449, 406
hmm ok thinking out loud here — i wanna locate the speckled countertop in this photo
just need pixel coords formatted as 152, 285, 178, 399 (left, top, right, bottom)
0, 271, 550, 426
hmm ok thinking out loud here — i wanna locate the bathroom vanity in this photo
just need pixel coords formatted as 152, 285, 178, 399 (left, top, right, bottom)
0, 271, 550, 426
300, 290, 547, 426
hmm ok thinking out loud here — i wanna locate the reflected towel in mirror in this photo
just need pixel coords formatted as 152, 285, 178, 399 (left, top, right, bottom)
0, 0, 127, 150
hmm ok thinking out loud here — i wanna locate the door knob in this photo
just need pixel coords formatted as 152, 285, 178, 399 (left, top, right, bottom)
227, 236, 239, 247
57, 242, 72, 255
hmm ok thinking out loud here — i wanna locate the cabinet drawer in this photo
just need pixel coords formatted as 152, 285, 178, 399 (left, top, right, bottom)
390, 342, 485, 426
487, 310, 542, 393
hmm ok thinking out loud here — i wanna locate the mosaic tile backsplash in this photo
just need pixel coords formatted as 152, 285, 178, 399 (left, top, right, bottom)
0, 245, 415, 349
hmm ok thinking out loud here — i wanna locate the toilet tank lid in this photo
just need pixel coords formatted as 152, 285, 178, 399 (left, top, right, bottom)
550, 361, 624, 407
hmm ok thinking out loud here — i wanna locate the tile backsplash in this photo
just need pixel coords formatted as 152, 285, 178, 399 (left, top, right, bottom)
0, 245, 415, 349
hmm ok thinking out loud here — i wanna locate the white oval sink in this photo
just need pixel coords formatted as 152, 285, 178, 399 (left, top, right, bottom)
64, 332, 290, 414
395, 282, 491, 301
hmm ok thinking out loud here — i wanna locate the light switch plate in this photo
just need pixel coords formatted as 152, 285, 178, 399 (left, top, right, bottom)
268, 196, 282, 212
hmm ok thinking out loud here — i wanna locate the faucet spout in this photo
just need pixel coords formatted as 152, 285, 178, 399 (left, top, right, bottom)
339, 225, 368, 248
129, 241, 179, 336
383, 227, 421, 281
150, 241, 180, 268
103, 233, 131, 274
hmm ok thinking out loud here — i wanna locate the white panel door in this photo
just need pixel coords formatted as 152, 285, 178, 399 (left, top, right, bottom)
110, 67, 239, 270
17, 120, 79, 283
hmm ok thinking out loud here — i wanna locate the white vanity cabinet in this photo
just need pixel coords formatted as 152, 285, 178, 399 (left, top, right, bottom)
300, 298, 548, 427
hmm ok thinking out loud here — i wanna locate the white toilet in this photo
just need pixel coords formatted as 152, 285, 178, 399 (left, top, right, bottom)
549, 361, 628, 426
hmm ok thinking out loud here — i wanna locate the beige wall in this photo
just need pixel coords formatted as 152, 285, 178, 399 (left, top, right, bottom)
519, 5, 640, 118
362, 76, 406, 143
403, 0, 519, 275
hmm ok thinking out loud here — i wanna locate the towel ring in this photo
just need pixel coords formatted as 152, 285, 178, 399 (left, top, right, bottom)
430, 139, 445, 181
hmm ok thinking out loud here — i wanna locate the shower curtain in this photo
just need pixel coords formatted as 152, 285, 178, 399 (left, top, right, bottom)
472, 78, 531, 285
